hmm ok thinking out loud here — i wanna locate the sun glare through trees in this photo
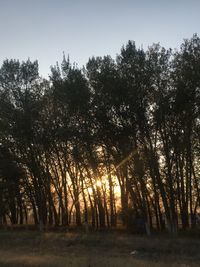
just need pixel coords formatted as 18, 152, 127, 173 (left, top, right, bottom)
1, 35, 200, 237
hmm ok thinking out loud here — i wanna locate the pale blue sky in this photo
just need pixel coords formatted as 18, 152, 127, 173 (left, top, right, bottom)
0, 0, 199, 77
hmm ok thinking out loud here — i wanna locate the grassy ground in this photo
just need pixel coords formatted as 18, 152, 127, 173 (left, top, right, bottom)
0, 229, 199, 267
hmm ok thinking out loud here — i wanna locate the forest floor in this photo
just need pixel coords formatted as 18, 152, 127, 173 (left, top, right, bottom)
0, 229, 199, 267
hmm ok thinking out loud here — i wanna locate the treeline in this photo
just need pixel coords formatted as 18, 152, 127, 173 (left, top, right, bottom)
0, 35, 200, 235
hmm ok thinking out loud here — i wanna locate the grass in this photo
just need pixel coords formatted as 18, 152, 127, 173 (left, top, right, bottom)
0, 229, 199, 266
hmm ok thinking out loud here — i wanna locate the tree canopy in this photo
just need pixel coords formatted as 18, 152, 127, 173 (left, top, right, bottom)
0, 35, 200, 235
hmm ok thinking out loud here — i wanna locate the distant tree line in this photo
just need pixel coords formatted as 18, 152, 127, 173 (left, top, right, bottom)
0, 34, 200, 235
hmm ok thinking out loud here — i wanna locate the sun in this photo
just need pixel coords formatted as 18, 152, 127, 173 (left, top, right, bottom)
88, 187, 93, 195
96, 180, 102, 187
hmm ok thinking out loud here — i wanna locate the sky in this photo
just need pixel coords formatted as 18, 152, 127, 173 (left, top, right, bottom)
0, 0, 199, 78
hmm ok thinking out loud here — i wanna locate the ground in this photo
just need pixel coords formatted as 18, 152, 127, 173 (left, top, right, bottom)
0, 229, 199, 267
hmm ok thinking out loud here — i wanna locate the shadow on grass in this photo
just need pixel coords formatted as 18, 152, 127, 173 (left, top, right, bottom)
0, 230, 199, 266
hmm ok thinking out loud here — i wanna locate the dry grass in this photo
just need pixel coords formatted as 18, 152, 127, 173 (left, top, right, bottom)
0, 230, 199, 267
